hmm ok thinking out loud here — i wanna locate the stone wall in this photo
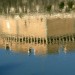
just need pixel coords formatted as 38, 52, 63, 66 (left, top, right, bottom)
47, 18, 75, 36
0, 15, 47, 38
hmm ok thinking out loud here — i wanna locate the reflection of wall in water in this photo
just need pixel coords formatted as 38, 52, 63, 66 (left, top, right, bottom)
7, 43, 47, 55
47, 44, 59, 54
64, 42, 75, 53
0, 36, 75, 54
48, 43, 75, 54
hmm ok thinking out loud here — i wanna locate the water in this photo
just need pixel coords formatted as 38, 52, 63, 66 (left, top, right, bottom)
0, 43, 75, 75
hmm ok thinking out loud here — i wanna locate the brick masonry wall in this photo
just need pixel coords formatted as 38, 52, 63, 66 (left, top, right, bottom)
47, 18, 75, 36
0, 15, 47, 38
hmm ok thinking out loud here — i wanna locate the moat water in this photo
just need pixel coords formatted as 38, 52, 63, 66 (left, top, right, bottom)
0, 43, 75, 75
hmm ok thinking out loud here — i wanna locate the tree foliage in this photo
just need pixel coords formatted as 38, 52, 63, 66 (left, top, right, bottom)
0, 0, 74, 14
59, 1, 64, 9
47, 5, 52, 12
67, 1, 74, 9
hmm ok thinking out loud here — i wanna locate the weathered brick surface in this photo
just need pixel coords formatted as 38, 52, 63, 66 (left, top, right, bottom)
47, 18, 75, 36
